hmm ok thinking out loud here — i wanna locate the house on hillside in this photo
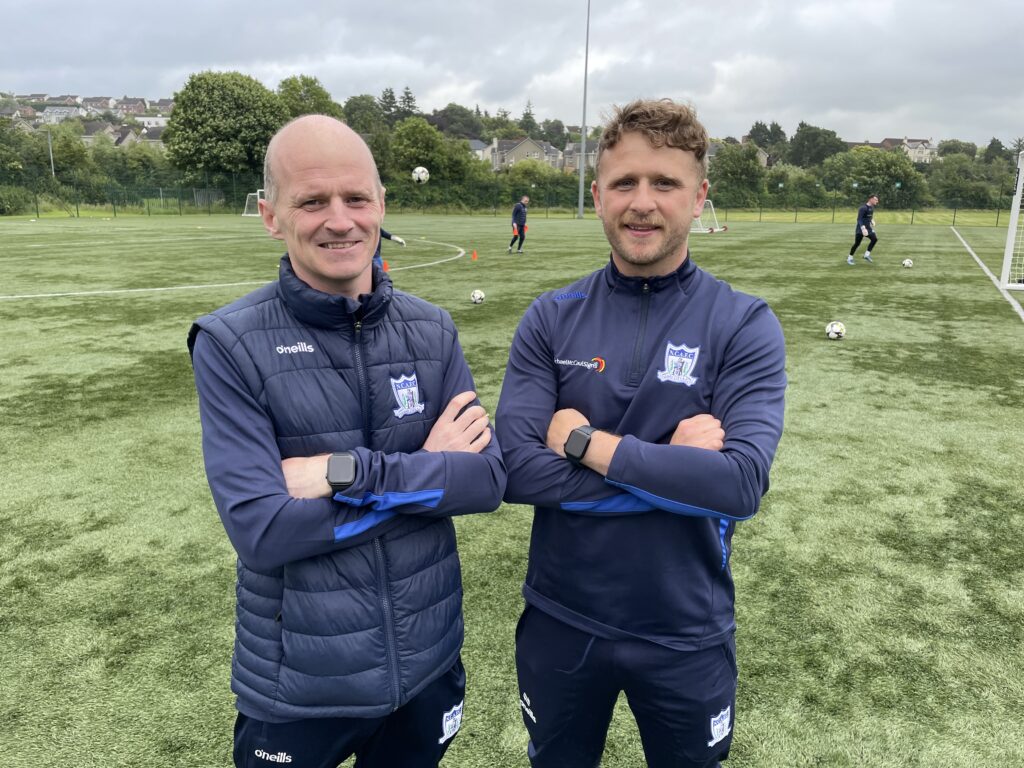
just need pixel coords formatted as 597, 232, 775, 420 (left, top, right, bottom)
116, 97, 148, 116
488, 137, 561, 171
881, 137, 938, 164
39, 105, 87, 123
563, 139, 598, 172
151, 98, 175, 113
114, 125, 140, 147
80, 121, 118, 145
83, 96, 117, 112
141, 126, 166, 148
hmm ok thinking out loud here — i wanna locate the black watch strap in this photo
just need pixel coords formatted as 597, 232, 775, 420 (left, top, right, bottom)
564, 425, 598, 466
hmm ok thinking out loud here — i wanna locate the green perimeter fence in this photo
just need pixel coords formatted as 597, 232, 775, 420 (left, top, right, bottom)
2, 179, 1018, 227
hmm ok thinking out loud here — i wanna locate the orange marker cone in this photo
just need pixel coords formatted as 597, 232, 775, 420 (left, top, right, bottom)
382, 260, 390, 272
471, 250, 478, 261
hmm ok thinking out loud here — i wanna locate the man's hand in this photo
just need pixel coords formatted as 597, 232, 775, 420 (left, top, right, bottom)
282, 454, 331, 499
670, 414, 725, 451
861, 225, 869, 236
546, 408, 589, 457
423, 391, 491, 453
392, 235, 406, 246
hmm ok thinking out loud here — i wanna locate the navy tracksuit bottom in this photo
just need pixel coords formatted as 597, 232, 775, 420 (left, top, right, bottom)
516, 607, 735, 768
233, 658, 465, 768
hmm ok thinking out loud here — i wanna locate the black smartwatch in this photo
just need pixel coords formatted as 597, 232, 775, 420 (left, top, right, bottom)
564, 425, 598, 466
326, 451, 357, 493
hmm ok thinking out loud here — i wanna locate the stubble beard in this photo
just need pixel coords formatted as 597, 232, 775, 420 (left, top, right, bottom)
604, 218, 690, 271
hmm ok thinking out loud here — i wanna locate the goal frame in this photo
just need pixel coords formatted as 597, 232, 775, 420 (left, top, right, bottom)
999, 152, 1024, 290
691, 199, 727, 234
242, 189, 265, 217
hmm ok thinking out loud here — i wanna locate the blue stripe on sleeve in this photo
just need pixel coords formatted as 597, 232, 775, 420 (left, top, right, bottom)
561, 492, 656, 515
334, 488, 444, 512
719, 519, 730, 570
333, 509, 398, 542
606, 480, 756, 521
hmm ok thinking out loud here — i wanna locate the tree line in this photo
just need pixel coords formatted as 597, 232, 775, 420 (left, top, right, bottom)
2, 71, 1021, 216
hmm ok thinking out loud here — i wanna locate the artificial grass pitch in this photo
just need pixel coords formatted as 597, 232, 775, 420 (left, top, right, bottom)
1, 213, 1021, 767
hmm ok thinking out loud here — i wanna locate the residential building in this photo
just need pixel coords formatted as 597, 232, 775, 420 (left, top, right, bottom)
563, 139, 598, 172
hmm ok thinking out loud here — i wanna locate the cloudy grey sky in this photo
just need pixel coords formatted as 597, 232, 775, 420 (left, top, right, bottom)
4, 0, 1022, 146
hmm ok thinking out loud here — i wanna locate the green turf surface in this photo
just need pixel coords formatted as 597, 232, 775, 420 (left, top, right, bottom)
1, 213, 1022, 767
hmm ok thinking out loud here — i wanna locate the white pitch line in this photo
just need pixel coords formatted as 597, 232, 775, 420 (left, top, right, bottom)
0, 280, 269, 301
0, 238, 467, 300
950, 226, 1024, 323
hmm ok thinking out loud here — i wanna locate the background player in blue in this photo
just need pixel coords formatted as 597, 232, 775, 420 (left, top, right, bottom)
373, 227, 405, 268
189, 115, 505, 768
508, 195, 529, 253
847, 194, 879, 264
496, 99, 787, 768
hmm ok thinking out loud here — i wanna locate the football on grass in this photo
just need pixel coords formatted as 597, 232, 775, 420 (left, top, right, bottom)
411, 166, 430, 184
825, 321, 846, 340
902, 258, 913, 268
470, 289, 486, 304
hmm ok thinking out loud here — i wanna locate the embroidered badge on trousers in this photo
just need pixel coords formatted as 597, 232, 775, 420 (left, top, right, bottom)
438, 700, 464, 744
707, 705, 732, 747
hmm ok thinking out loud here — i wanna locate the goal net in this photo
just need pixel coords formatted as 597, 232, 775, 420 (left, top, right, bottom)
242, 189, 265, 217
1000, 153, 1024, 290
691, 200, 727, 234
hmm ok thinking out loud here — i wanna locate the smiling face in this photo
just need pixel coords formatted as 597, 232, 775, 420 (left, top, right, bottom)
259, 116, 384, 298
591, 131, 708, 277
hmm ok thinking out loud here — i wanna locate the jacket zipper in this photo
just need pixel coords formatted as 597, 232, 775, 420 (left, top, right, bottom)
628, 282, 651, 385
354, 319, 401, 711
374, 536, 401, 711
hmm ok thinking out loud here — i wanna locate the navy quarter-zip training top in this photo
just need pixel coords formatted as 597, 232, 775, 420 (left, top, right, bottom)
496, 255, 786, 651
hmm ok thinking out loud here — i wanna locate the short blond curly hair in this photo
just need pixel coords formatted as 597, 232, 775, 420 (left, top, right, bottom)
596, 99, 709, 180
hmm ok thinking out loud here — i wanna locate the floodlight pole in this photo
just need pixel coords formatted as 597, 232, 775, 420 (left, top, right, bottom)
577, 0, 591, 219
46, 129, 55, 177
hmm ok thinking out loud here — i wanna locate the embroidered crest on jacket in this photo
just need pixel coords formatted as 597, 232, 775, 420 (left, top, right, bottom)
391, 374, 426, 417
657, 342, 700, 386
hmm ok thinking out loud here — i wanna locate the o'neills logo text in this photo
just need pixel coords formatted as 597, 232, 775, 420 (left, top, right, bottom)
254, 749, 293, 763
555, 356, 606, 373
276, 342, 315, 354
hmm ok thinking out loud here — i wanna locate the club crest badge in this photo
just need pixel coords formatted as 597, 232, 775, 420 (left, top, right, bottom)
657, 342, 700, 386
707, 705, 732, 747
391, 373, 426, 418
438, 699, 464, 744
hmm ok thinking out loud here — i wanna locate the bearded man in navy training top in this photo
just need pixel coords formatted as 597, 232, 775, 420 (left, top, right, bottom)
496, 98, 787, 768
188, 115, 505, 768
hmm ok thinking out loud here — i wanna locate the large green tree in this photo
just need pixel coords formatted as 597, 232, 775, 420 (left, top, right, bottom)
277, 75, 343, 120
937, 139, 977, 159
165, 71, 288, 175
707, 143, 765, 207
787, 122, 847, 168
821, 147, 925, 207
343, 94, 387, 135
428, 103, 484, 139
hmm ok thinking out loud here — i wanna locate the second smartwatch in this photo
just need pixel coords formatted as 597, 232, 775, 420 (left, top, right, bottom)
563, 425, 598, 466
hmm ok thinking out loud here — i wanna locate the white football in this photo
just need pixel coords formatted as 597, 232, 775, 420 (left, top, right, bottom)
825, 321, 846, 340
470, 289, 486, 304
411, 166, 430, 184
901, 258, 913, 268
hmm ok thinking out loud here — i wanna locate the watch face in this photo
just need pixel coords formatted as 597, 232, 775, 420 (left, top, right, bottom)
328, 452, 356, 489
565, 429, 590, 462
